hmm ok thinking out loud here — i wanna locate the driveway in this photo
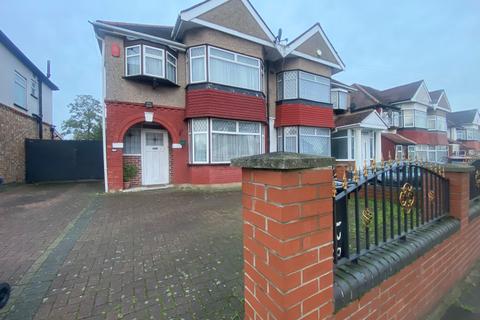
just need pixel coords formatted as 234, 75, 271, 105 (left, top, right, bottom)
0, 184, 243, 320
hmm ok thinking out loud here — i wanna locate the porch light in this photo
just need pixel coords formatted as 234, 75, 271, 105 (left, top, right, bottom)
144, 101, 153, 108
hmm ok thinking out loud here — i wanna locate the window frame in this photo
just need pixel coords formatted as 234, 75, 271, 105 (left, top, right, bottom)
207, 46, 262, 91
331, 129, 355, 161
331, 89, 348, 110
14, 70, 27, 109
123, 127, 142, 156
189, 45, 207, 84
142, 45, 165, 78
190, 118, 210, 164
125, 45, 142, 77
166, 52, 177, 83
31, 77, 38, 99
277, 70, 331, 104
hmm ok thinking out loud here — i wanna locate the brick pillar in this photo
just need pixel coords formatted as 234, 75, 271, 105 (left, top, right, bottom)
444, 164, 474, 227
232, 153, 335, 320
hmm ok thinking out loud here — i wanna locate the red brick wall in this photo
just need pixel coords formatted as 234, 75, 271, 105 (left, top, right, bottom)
381, 136, 397, 160
190, 165, 241, 184
335, 218, 480, 320
186, 88, 267, 122
275, 103, 335, 128
462, 140, 480, 151
123, 155, 142, 187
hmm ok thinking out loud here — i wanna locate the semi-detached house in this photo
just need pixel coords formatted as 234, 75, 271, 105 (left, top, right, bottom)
92, 0, 346, 192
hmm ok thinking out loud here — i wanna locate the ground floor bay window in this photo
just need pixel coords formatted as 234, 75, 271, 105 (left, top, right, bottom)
407, 144, 448, 163
277, 126, 331, 156
188, 118, 264, 164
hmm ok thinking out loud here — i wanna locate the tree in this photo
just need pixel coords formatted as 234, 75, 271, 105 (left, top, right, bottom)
62, 95, 102, 140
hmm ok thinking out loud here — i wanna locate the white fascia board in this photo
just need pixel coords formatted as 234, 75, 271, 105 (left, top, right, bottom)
285, 24, 345, 69
290, 50, 343, 70
191, 18, 275, 48
179, 0, 276, 42
91, 21, 186, 52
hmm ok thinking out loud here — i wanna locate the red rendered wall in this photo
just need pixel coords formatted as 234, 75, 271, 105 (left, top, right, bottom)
275, 103, 335, 128
398, 129, 448, 145
381, 137, 396, 160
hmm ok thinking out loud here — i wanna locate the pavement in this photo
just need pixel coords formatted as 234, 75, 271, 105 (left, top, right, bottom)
0, 183, 244, 320
426, 259, 480, 320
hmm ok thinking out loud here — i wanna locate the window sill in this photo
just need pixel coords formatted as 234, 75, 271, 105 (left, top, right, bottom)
31, 94, 38, 99
13, 103, 28, 112
188, 162, 231, 166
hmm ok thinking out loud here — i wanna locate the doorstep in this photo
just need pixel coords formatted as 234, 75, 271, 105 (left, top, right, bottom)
122, 184, 172, 192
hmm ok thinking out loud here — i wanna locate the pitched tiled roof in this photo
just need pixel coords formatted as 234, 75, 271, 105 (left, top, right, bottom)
429, 90, 443, 104
447, 109, 478, 126
98, 21, 173, 39
376, 80, 423, 104
335, 110, 373, 127
382, 133, 416, 145
350, 84, 381, 111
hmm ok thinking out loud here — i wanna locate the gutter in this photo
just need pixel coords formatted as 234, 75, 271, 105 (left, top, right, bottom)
90, 21, 186, 52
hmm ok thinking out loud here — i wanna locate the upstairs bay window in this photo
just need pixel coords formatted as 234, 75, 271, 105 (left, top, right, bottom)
427, 115, 447, 131
401, 109, 427, 128
189, 118, 263, 164
331, 89, 349, 110
189, 45, 262, 91
277, 70, 331, 103
125, 44, 177, 84
380, 110, 400, 127
277, 126, 331, 156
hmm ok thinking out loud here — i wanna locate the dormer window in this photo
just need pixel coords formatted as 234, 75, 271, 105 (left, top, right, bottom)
331, 89, 348, 110
125, 44, 177, 84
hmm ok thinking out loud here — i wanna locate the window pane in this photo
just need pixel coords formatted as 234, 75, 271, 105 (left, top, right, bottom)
212, 133, 260, 162
283, 71, 298, 99
124, 128, 141, 154
212, 119, 236, 132
146, 132, 164, 146
238, 55, 259, 66
332, 137, 348, 159
339, 92, 348, 109
415, 111, 427, 128
167, 63, 176, 82
331, 91, 338, 109
14, 72, 26, 108
192, 118, 208, 132
145, 46, 163, 56
127, 56, 140, 75
190, 46, 205, 57
210, 56, 259, 90
210, 47, 235, 60
126, 46, 140, 56
194, 133, 207, 162
191, 57, 205, 82
145, 56, 163, 77
299, 73, 330, 103
239, 121, 260, 133
299, 134, 330, 156
403, 110, 414, 127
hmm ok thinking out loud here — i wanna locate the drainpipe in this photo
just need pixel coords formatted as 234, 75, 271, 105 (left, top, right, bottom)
98, 36, 109, 193
265, 60, 270, 153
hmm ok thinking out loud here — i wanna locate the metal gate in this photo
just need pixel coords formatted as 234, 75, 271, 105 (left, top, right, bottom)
25, 139, 103, 183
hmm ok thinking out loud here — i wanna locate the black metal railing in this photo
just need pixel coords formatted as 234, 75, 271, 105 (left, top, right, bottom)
332, 160, 449, 266
469, 159, 480, 201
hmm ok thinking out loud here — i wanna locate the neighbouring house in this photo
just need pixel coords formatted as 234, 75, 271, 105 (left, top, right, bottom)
92, 0, 346, 191
447, 109, 480, 160
0, 30, 58, 184
349, 80, 450, 163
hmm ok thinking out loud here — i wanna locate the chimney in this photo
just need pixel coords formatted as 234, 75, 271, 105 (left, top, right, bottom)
47, 60, 51, 78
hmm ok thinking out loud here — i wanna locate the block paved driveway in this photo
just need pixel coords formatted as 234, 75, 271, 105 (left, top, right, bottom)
0, 183, 243, 320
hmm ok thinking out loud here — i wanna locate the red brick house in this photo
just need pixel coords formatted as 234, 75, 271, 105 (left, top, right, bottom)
447, 109, 480, 160
92, 0, 345, 192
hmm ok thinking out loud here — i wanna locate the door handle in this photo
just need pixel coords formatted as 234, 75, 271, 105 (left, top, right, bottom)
152, 147, 158, 150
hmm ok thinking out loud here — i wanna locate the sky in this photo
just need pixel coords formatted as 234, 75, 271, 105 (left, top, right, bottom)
1, 0, 479, 129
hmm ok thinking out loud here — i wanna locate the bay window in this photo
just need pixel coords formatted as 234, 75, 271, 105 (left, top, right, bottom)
189, 45, 262, 91
331, 129, 354, 160
457, 129, 466, 140
277, 70, 331, 103
436, 146, 448, 163
407, 145, 416, 160
277, 126, 331, 156
380, 110, 400, 127
125, 44, 177, 84
427, 146, 436, 162
189, 118, 263, 164
331, 89, 348, 110
427, 115, 447, 131
401, 109, 427, 128
395, 145, 403, 160
415, 145, 428, 161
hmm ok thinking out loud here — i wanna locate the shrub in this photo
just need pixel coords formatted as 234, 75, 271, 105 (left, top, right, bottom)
123, 164, 138, 182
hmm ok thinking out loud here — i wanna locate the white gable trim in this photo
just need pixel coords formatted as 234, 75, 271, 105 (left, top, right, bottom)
474, 112, 480, 126
435, 91, 451, 110
290, 50, 343, 71
178, 0, 275, 42
190, 18, 274, 47
412, 81, 432, 104
285, 24, 345, 69
336, 111, 388, 130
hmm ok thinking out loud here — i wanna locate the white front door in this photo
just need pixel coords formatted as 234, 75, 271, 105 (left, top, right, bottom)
361, 131, 372, 165
142, 129, 169, 185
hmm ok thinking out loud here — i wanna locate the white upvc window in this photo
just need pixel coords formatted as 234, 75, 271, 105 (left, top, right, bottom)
277, 71, 331, 103
189, 118, 209, 164
415, 145, 428, 161
31, 77, 38, 98
189, 46, 207, 83
279, 126, 331, 156
407, 145, 416, 160
457, 129, 466, 140
189, 118, 263, 164
14, 71, 27, 109
428, 115, 447, 131
402, 109, 427, 128
166, 52, 177, 83
331, 89, 348, 110
125, 45, 141, 76
208, 46, 261, 91
436, 145, 448, 163
395, 145, 403, 160
143, 45, 164, 78
427, 115, 436, 130
427, 146, 436, 162
331, 129, 355, 160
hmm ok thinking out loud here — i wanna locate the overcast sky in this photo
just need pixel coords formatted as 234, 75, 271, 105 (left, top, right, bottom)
1, 0, 479, 128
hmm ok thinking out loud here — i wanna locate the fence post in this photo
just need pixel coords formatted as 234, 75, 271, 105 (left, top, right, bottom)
444, 164, 474, 227
232, 153, 335, 320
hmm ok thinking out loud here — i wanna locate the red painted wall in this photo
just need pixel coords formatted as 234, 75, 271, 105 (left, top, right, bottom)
398, 129, 448, 145
381, 136, 397, 160
275, 103, 335, 128
186, 88, 267, 122
461, 140, 480, 151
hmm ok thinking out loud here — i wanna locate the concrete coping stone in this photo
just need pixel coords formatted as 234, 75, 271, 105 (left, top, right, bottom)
231, 152, 335, 170
444, 163, 475, 173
